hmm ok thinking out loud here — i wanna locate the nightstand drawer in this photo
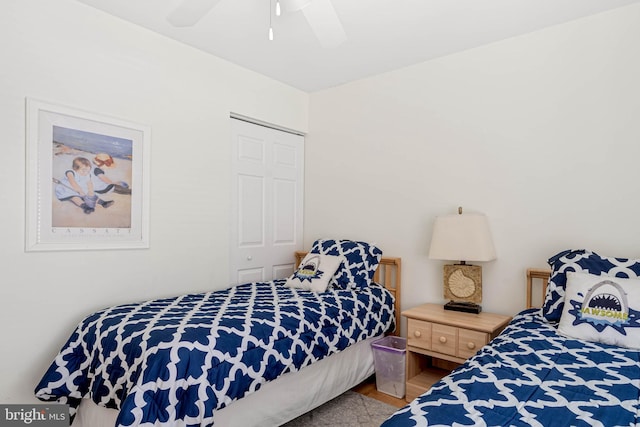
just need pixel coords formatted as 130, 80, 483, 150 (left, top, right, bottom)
431, 324, 457, 356
457, 329, 489, 359
407, 318, 432, 350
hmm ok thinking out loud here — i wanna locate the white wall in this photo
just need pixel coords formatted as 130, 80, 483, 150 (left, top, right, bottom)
0, 0, 308, 404
305, 4, 640, 325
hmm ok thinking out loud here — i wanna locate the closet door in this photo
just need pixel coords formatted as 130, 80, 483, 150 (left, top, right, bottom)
230, 118, 304, 285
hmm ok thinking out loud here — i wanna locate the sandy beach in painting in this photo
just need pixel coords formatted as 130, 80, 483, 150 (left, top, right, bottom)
52, 144, 133, 229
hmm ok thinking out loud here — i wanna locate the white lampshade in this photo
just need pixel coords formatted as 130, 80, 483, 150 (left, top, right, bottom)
429, 211, 496, 262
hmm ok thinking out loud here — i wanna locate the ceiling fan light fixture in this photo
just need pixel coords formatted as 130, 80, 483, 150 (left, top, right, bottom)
268, 0, 276, 41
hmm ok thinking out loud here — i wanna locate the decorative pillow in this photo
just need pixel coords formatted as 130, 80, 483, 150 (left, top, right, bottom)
541, 249, 640, 322
309, 239, 383, 290
285, 253, 344, 292
558, 272, 640, 349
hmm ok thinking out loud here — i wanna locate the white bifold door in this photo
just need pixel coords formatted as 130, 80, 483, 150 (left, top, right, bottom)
230, 118, 304, 285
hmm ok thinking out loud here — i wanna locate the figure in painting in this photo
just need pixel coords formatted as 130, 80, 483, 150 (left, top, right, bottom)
92, 153, 132, 195
54, 156, 114, 214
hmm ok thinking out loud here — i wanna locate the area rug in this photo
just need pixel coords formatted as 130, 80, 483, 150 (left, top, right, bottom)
282, 391, 398, 427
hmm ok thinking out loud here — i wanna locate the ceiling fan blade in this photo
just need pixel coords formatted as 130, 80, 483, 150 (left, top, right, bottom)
167, 0, 222, 27
301, 0, 346, 48
281, 0, 313, 13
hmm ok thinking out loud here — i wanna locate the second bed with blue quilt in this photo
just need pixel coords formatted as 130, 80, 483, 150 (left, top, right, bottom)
383, 249, 640, 427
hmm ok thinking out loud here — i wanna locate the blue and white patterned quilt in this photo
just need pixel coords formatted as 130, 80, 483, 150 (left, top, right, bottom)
35, 280, 395, 426
383, 309, 640, 427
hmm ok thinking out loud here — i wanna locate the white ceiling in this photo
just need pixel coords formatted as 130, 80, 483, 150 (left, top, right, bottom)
76, 0, 639, 92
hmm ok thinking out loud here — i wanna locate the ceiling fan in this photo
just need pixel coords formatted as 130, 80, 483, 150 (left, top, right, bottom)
167, 0, 346, 48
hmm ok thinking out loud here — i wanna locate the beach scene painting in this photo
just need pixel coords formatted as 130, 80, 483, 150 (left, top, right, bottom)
26, 98, 150, 251
52, 126, 133, 229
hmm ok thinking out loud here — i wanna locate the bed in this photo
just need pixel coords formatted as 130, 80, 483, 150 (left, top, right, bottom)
383, 249, 640, 427
35, 239, 401, 427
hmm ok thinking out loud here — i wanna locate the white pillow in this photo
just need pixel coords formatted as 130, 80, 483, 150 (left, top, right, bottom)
558, 272, 640, 349
285, 253, 344, 292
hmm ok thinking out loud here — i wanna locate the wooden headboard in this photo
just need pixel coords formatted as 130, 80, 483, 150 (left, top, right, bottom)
526, 268, 551, 309
295, 251, 402, 336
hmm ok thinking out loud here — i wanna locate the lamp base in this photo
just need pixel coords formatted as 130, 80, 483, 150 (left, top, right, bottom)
444, 301, 482, 314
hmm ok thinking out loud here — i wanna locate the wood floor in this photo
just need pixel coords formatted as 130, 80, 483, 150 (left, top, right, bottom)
352, 366, 453, 409
351, 375, 410, 408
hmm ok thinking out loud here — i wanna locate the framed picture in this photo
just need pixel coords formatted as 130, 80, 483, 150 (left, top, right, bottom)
26, 98, 150, 251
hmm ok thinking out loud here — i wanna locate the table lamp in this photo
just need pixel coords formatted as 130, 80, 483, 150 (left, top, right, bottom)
428, 207, 496, 313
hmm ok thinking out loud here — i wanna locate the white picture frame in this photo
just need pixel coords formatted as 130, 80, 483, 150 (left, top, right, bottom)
26, 98, 150, 251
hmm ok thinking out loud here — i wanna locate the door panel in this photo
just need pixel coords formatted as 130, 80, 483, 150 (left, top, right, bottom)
238, 135, 264, 163
273, 264, 295, 280
238, 174, 264, 246
237, 267, 265, 285
273, 179, 296, 244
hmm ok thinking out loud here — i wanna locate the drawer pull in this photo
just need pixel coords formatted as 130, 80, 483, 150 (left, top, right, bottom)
467, 342, 476, 350
439, 336, 447, 344
414, 330, 422, 338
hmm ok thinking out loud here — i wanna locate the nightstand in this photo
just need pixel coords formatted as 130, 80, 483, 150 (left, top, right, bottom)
402, 303, 511, 402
